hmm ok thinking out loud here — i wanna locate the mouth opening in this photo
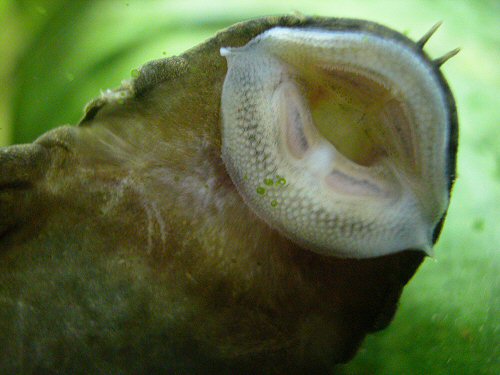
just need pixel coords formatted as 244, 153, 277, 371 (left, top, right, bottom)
300, 66, 413, 171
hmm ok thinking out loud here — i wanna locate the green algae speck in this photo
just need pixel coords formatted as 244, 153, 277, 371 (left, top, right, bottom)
277, 177, 287, 186
271, 200, 278, 207
264, 178, 274, 186
131, 69, 140, 78
256, 186, 266, 195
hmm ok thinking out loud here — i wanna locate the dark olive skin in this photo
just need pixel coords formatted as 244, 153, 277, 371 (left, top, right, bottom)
0, 16, 457, 374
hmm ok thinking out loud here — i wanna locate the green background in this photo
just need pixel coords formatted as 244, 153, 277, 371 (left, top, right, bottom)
1, 1, 498, 373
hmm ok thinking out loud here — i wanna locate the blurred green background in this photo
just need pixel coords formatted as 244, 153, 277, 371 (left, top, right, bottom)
0, 0, 498, 373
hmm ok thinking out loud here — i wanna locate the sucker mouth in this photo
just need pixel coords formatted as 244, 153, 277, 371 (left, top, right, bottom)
221, 26, 451, 258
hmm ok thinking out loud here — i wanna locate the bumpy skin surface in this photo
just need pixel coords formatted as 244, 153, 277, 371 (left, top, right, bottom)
0, 16, 457, 374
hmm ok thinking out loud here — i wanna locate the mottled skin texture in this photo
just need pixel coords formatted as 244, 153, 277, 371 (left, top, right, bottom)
0, 16, 457, 373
